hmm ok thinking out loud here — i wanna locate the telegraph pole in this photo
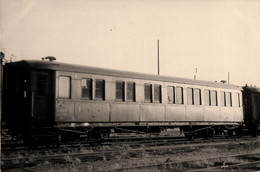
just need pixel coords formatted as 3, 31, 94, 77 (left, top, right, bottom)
194, 68, 197, 79
228, 72, 230, 84
157, 40, 160, 75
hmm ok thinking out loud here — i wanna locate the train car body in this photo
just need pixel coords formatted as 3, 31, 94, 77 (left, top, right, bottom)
243, 86, 260, 135
3, 60, 244, 143
3, 60, 56, 145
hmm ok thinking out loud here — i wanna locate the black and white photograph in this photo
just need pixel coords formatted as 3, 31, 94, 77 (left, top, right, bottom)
1, 0, 260, 171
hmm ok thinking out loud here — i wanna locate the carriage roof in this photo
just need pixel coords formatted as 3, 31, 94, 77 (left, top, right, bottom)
6, 60, 242, 90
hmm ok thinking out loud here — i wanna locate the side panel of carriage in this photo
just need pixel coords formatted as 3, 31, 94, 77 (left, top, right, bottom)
54, 70, 243, 127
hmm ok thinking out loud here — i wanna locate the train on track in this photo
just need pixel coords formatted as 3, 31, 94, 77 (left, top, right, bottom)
1, 54, 260, 147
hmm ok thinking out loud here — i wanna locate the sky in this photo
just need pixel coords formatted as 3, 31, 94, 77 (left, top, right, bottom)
1, 0, 260, 87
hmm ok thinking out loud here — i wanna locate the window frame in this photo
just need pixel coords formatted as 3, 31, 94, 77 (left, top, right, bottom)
211, 90, 218, 106
81, 78, 93, 100
58, 76, 71, 99
175, 86, 183, 104
95, 79, 105, 100
116, 81, 125, 101
167, 86, 175, 104
36, 74, 47, 97
187, 87, 194, 105
194, 88, 201, 105
144, 83, 153, 103
154, 84, 162, 103
126, 82, 136, 102
204, 89, 210, 106
226, 92, 232, 107
220, 91, 226, 107
232, 92, 240, 107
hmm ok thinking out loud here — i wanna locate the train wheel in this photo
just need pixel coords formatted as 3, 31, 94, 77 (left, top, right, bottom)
87, 129, 111, 146
87, 131, 103, 146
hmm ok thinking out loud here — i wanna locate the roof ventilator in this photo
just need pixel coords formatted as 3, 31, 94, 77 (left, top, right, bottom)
42, 56, 56, 62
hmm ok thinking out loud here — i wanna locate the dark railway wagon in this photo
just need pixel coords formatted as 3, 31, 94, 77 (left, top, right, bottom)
3, 60, 57, 146
2, 59, 246, 145
243, 86, 260, 136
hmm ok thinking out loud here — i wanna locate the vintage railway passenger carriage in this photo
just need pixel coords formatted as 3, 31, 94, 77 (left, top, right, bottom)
3, 59, 244, 145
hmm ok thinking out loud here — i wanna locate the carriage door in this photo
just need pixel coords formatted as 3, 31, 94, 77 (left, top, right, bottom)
33, 71, 53, 124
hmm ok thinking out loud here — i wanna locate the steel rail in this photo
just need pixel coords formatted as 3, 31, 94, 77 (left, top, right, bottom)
114, 153, 260, 171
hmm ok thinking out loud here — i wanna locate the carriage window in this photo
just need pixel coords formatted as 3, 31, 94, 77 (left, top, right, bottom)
226, 92, 232, 107
36, 74, 47, 97
204, 90, 210, 106
116, 81, 125, 101
211, 90, 217, 106
95, 79, 105, 100
233, 93, 240, 107
144, 83, 152, 103
194, 88, 201, 105
154, 84, 162, 103
58, 76, 71, 98
220, 91, 226, 106
187, 88, 201, 105
7, 72, 19, 97
127, 82, 135, 102
176, 87, 183, 104
187, 88, 193, 105
167, 86, 175, 104
82, 79, 92, 99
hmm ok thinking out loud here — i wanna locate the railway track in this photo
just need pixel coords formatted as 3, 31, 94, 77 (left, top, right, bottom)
116, 153, 260, 171
2, 136, 260, 171
0, 134, 246, 159
1, 131, 249, 152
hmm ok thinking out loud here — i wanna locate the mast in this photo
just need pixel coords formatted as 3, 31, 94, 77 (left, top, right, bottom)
157, 40, 160, 75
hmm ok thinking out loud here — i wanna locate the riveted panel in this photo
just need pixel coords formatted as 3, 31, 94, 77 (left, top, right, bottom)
56, 101, 75, 122
186, 106, 204, 121
203, 106, 219, 121
140, 104, 165, 121
219, 108, 233, 122
110, 103, 140, 121
74, 102, 109, 122
233, 108, 243, 122
165, 105, 185, 121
